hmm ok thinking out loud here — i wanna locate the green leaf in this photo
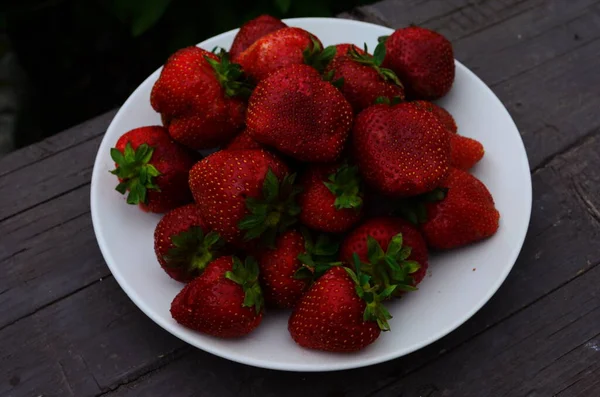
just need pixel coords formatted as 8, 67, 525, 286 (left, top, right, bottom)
398, 246, 412, 261
374, 96, 390, 105
262, 169, 279, 203
373, 42, 386, 66
313, 235, 339, 257
402, 260, 421, 274
367, 236, 385, 265
293, 265, 314, 280
238, 214, 264, 230
274, 0, 292, 14
204, 231, 221, 247
124, 143, 135, 162
386, 233, 403, 257
115, 182, 128, 195
110, 148, 125, 165
139, 166, 148, 185
297, 252, 316, 268
378, 35, 389, 44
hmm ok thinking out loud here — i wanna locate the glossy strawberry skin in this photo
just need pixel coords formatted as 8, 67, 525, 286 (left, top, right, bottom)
237, 27, 320, 82
230, 15, 287, 61
298, 164, 363, 233
352, 103, 450, 197
257, 230, 309, 308
224, 129, 263, 150
170, 256, 262, 338
151, 46, 246, 150
114, 126, 198, 213
340, 217, 428, 286
410, 100, 457, 133
188, 149, 289, 246
247, 64, 353, 163
288, 266, 380, 352
422, 168, 500, 249
383, 26, 455, 100
450, 134, 484, 170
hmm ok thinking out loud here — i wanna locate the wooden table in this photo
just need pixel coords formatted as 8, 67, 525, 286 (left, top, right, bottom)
2, 1, 600, 396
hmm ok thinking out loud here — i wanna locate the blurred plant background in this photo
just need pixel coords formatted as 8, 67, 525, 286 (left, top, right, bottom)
0, 0, 377, 155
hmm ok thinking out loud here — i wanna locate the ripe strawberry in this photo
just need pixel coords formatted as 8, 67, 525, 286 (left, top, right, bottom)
352, 102, 450, 197
409, 100, 457, 133
257, 229, 339, 308
109, 126, 198, 213
288, 262, 394, 352
151, 47, 250, 150
170, 256, 263, 338
332, 43, 365, 59
324, 42, 405, 112
230, 15, 287, 61
247, 64, 353, 162
189, 149, 301, 247
422, 168, 500, 249
382, 26, 455, 100
298, 163, 364, 233
154, 204, 225, 283
236, 27, 334, 82
340, 217, 428, 291
224, 129, 263, 150
450, 134, 484, 170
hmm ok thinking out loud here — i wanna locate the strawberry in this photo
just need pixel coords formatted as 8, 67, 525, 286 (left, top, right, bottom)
409, 100, 457, 133
324, 42, 405, 112
421, 168, 500, 249
224, 129, 263, 150
154, 204, 225, 283
332, 43, 365, 59
257, 229, 339, 308
247, 64, 353, 162
109, 126, 198, 213
450, 134, 484, 170
170, 256, 263, 338
230, 15, 287, 61
288, 261, 394, 352
188, 149, 301, 247
381, 26, 455, 100
340, 217, 428, 291
236, 27, 334, 82
298, 162, 364, 233
352, 102, 450, 197
150, 46, 250, 150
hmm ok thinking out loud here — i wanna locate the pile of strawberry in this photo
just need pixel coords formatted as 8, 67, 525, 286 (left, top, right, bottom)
109, 15, 500, 353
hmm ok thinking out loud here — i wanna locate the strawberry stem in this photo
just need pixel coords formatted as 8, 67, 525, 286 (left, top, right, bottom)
205, 48, 254, 98
163, 228, 225, 279
225, 256, 264, 314
109, 142, 161, 205
323, 163, 364, 210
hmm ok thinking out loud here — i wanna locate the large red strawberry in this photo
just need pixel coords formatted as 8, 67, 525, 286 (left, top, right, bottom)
422, 168, 500, 249
298, 163, 364, 233
324, 42, 405, 112
109, 126, 198, 213
189, 149, 301, 248
382, 26, 455, 100
170, 256, 263, 338
340, 217, 428, 291
151, 46, 250, 150
236, 27, 334, 82
409, 100, 457, 133
288, 263, 394, 352
154, 204, 225, 283
450, 134, 484, 170
224, 129, 263, 150
332, 43, 365, 59
247, 64, 353, 162
230, 15, 287, 61
257, 229, 339, 308
352, 102, 450, 197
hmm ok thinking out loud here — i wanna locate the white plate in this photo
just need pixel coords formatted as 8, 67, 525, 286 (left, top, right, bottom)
90, 17, 532, 372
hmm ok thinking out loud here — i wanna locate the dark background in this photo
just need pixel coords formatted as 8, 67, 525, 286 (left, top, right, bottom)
0, 0, 376, 155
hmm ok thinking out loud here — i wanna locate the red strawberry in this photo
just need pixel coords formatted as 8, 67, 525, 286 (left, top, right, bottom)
298, 163, 364, 233
324, 42, 405, 112
230, 15, 287, 61
109, 126, 198, 213
154, 204, 225, 283
224, 129, 263, 150
340, 217, 428, 290
450, 134, 484, 170
332, 43, 365, 59
170, 256, 263, 338
422, 168, 500, 249
352, 102, 451, 197
382, 26, 455, 100
247, 64, 353, 162
189, 149, 301, 247
151, 47, 250, 150
257, 229, 339, 308
236, 27, 333, 82
410, 100, 457, 133
288, 263, 393, 352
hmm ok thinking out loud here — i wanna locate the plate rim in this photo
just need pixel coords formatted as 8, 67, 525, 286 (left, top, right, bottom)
90, 16, 533, 372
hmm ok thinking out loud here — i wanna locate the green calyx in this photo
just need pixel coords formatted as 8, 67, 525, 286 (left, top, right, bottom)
348, 42, 403, 87
225, 256, 264, 314
374, 96, 403, 106
394, 187, 449, 225
109, 142, 161, 205
345, 253, 395, 331
163, 227, 225, 277
303, 35, 337, 73
294, 228, 342, 281
324, 163, 363, 211
238, 169, 302, 248
205, 48, 254, 98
